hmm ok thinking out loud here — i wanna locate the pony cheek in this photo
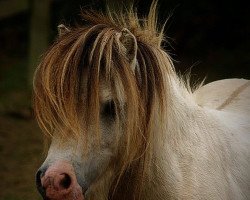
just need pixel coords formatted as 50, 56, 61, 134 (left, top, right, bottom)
76, 150, 114, 187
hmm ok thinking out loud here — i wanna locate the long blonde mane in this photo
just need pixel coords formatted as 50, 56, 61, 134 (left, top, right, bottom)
33, 2, 175, 199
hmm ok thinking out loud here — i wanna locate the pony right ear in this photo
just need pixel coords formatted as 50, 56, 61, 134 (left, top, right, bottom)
119, 28, 138, 71
58, 24, 70, 36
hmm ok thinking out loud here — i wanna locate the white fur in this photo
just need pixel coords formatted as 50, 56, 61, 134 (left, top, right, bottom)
42, 76, 250, 200
142, 77, 250, 199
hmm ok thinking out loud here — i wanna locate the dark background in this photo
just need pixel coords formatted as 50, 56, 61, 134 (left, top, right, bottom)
0, 0, 249, 199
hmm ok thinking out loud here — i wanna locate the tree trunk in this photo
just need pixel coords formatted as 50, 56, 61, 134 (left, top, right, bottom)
28, 0, 51, 87
0, 0, 29, 20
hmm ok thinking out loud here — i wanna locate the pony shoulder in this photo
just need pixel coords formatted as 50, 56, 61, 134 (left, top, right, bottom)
193, 78, 250, 116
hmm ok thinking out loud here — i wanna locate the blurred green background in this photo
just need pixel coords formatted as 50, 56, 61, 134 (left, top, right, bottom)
0, 0, 249, 199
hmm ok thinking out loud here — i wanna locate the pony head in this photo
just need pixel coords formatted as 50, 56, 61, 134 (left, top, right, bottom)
34, 2, 172, 199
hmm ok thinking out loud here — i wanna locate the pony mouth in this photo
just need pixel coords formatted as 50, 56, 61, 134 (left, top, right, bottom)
40, 183, 87, 200
82, 187, 88, 197
82, 185, 93, 199
82, 188, 89, 200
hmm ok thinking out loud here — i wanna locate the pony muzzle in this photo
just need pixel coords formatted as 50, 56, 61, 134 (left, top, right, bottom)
36, 161, 85, 200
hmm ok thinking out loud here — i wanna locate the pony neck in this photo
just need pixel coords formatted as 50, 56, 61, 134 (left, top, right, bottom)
143, 74, 201, 199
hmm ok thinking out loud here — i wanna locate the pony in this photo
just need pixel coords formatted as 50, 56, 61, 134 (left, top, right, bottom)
34, 2, 250, 200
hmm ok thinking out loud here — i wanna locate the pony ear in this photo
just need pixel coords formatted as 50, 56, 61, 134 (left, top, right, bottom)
119, 28, 137, 71
57, 24, 70, 36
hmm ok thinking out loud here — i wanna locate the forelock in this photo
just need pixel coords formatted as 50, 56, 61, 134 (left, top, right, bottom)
33, 2, 171, 199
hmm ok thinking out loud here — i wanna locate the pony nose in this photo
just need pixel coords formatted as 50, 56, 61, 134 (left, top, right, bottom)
36, 161, 85, 200
41, 170, 72, 192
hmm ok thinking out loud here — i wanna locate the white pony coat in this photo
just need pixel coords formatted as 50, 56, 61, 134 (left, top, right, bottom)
146, 78, 250, 199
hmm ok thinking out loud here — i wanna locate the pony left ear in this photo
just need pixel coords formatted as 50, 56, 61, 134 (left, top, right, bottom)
119, 28, 138, 71
58, 24, 70, 36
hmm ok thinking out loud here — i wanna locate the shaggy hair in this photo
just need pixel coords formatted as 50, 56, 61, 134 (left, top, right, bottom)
33, 2, 175, 199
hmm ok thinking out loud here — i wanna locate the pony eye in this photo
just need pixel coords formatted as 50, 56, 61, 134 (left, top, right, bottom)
102, 101, 116, 118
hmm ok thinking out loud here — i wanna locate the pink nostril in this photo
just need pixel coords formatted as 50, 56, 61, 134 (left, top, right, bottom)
39, 161, 84, 200
42, 172, 73, 192
59, 173, 71, 189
